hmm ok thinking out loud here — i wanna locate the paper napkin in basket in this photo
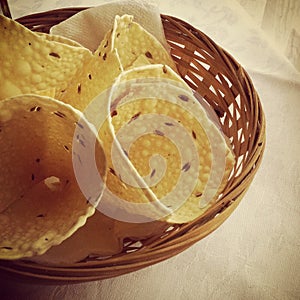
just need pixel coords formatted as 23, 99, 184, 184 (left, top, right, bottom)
50, 0, 169, 52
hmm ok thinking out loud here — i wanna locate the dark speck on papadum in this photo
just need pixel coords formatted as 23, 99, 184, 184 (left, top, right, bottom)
30, 106, 41, 112
192, 130, 197, 139
145, 51, 153, 59
181, 162, 191, 172
154, 129, 164, 136
54, 111, 66, 118
49, 52, 60, 58
75, 122, 84, 129
150, 169, 156, 178
165, 122, 174, 126
129, 112, 141, 123
1, 246, 13, 250
109, 168, 117, 176
111, 110, 118, 117
178, 94, 189, 102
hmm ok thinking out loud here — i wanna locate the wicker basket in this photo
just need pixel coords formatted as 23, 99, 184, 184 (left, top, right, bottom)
0, 0, 265, 284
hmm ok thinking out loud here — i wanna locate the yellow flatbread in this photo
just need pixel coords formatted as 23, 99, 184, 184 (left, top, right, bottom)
0, 15, 93, 100
0, 94, 106, 259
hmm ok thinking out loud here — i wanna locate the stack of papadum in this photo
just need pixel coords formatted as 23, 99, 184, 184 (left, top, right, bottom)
0, 12, 234, 265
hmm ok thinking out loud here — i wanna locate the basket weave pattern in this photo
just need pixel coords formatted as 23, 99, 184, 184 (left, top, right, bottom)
0, 4, 265, 284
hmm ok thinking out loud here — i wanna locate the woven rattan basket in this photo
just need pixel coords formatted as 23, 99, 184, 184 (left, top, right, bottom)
0, 0, 265, 284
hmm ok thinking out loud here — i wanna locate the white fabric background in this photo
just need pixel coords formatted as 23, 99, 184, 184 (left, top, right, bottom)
0, 1, 299, 299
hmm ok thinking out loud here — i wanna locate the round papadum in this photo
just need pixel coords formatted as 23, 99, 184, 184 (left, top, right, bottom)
99, 64, 234, 223
0, 95, 106, 260
0, 15, 93, 101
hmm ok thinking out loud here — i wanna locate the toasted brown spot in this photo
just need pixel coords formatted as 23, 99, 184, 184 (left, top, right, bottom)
123, 149, 129, 157
77, 84, 81, 94
75, 122, 84, 129
109, 168, 117, 176
104, 40, 108, 48
76, 135, 86, 148
150, 169, 156, 178
88, 74, 92, 80
30, 106, 41, 112
192, 130, 197, 139
162, 65, 167, 73
145, 51, 153, 59
111, 110, 118, 117
129, 112, 141, 123
49, 52, 60, 58
195, 192, 202, 197
178, 94, 189, 102
103, 53, 107, 60
54, 111, 66, 118
79, 139, 85, 148
154, 129, 164, 136
181, 162, 191, 172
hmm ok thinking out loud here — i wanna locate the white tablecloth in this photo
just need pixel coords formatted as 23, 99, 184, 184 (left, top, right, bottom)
1, 1, 299, 299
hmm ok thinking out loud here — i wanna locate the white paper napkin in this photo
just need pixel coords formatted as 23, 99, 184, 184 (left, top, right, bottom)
50, 0, 169, 52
